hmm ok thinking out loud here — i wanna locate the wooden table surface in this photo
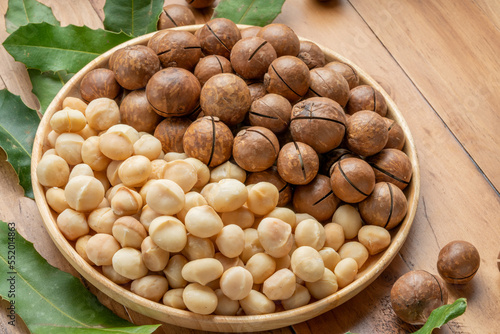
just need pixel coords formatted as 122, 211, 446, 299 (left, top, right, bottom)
1, 0, 499, 333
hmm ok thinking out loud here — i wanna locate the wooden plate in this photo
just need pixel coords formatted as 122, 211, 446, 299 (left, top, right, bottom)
31, 24, 420, 332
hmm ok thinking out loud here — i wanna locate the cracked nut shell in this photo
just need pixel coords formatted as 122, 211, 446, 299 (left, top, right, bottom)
257, 23, 300, 57
194, 55, 233, 87
346, 85, 387, 117
249, 93, 291, 133
330, 157, 375, 203
297, 41, 325, 69
437, 240, 480, 284
233, 126, 280, 172
277, 142, 319, 185
346, 110, 388, 157
154, 117, 192, 153
112, 45, 160, 90
293, 175, 340, 222
158, 4, 195, 30
154, 30, 202, 71
120, 90, 162, 133
196, 18, 241, 58
80, 68, 121, 103
230, 37, 277, 80
367, 148, 412, 190
306, 67, 350, 107
264, 56, 311, 103
325, 61, 359, 90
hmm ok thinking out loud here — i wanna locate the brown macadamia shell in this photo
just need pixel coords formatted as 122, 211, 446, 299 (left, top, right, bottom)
277, 142, 319, 185
233, 126, 280, 172
346, 85, 387, 117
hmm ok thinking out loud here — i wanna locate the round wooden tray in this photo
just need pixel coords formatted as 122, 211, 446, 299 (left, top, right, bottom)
31, 24, 420, 332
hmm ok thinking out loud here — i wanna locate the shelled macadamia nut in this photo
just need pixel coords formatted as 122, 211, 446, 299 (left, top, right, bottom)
239, 290, 276, 315
75, 235, 94, 265
149, 216, 187, 253
62, 96, 87, 113
262, 268, 296, 300
282, 283, 311, 310
37, 154, 70, 188
146, 179, 185, 215
331, 204, 363, 239
164, 254, 188, 289
220, 266, 253, 300
258, 218, 293, 258
110, 186, 142, 216
246, 167, 293, 207
46, 187, 70, 213
102, 265, 130, 284
305, 268, 338, 299
334, 257, 358, 288
112, 247, 149, 280
246, 182, 280, 216
202, 179, 248, 212
185, 205, 223, 238
162, 160, 197, 193
81, 136, 111, 171
183, 283, 218, 315
216, 224, 245, 258
214, 289, 239, 315
86, 233, 121, 266
294, 219, 326, 250
291, 246, 325, 282
56, 208, 89, 240
358, 225, 391, 255
264, 207, 296, 231
319, 247, 342, 271
55, 133, 85, 165
210, 161, 246, 184
246, 252, 276, 284
182, 234, 215, 261
241, 228, 265, 263
65, 175, 104, 212
85, 98, 120, 131
163, 288, 187, 310
131, 275, 169, 302
112, 216, 147, 249
118, 155, 152, 187
184, 158, 211, 188
182, 258, 223, 285
133, 134, 162, 161
176, 192, 208, 223
50, 108, 86, 133
338, 241, 369, 269
88, 207, 118, 234
221, 206, 255, 229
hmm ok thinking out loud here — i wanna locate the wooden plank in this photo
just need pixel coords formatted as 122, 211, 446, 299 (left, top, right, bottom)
472, 0, 500, 30
347, 0, 500, 192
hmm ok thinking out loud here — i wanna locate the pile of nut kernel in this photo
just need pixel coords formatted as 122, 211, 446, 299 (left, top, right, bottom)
36, 17, 413, 316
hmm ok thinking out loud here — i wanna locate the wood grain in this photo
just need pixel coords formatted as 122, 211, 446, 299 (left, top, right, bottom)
1, 0, 499, 333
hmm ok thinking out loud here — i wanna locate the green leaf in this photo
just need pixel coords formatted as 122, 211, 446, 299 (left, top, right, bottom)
3, 22, 133, 73
0, 221, 161, 334
0, 90, 40, 198
5, 0, 59, 33
212, 0, 286, 26
103, 0, 164, 36
28, 69, 73, 114
412, 298, 467, 334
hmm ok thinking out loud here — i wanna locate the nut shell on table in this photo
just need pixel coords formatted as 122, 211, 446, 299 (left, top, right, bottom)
146, 67, 201, 117
367, 148, 412, 190
293, 175, 340, 222
200, 73, 251, 126
154, 117, 192, 153
264, 56, 311, 103
120, 90, 162, 133
233, 126, 280, 172
196, 18, 241, 58
246, 166, 293, 207
157, 4, 195, 30
290, 97, 347, 153
437, 240, 480, 284
359, 182, 407, 230
230, 37, 277, 80
194, 55, 233, 87
306, 67, 350, 107
325, 61, 359, 90
390, 270, 448, 325
154, 30, 201, 71
277, 142, 319, 185
112, 45, 160, 90
183, 116, 234, 167
346, 85, 387, 117
383, 117, 406, 150
346, 110, 388, 157
249, 93, 292, 133
297, 41, 326, 69
330, 157, 375, 203
257, 23, 300, 57
80, 68, 121, 103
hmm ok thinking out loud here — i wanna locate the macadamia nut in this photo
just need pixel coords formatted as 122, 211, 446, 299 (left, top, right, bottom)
220, 266, 253, 300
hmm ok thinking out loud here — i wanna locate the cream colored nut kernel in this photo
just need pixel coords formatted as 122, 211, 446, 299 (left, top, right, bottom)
214, 289, 239, 315
291, 246, 325, 283
43, 148, 56, 157
106, 183, 127, 201
88, 207, 118, 234
334, 257, 358, 288
210, 161, 247, 183
183, 283, 218, 315
86, 233, 121, 266
141, 236, 169, 271
37, 154, 70, 187
146, 179, 185, 215
182, 234, 215, 261
245, 252, 276, 284
69, 163, 94, 180
46, 187, 70, 213
102, 265, 130, 284
185, 205, 223, 238
112, 247, 148, 280
274, 254, 291, 271
75, 235, 94, 265
55, 133, 84, 165
106, 160, 123, 186
357, 225, 391, 255
97, 197, 110, 209
118, 155, 152, 187
216, 224, 245, 258
305, 268, 338, 299
106, 124, 140, 143
221, 206, 255, 229
81, 136, 111, 171
138, 179, 157, 204
149, 216, 187, 252
220, 266, 253, 300
338, 241, 369, 269
184, 158, 210, 188
139, 204, 162, 232
282, 283, 311, 310
262, 268, 296, 300
324, 223, 345, 251
181, 258, 224, 285
214, 252, 243, 272
164, 254, 188, 289
76, 124, 99, 140
110, 186, 142, 216
294, 218, 326, 250
257, 217, 293, 258
264, 207, 296, 231
240, 228, 264, 263
94, 170, 110, 192
164, 152, 188, 161
133, 134, 162, 160
65, 175, 104, 212
112, 216, 147, 248
240, 290, 276, 315
85, 98, 120, 131
99, 132, 134, 161
63, 96, 87, 113
163, 288, 186, 309
163, 160, 198, 193
203, 179, 248, 212
319, 247, 342, 271
131, 275, 169, 302
247, 182, 279, 216
176, 192, 208, 222
149, 159, 168, 180
47, 130, 60, 148
295, 213, 316, 226
50, 108, 86, 133
332, 204, 363, 239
